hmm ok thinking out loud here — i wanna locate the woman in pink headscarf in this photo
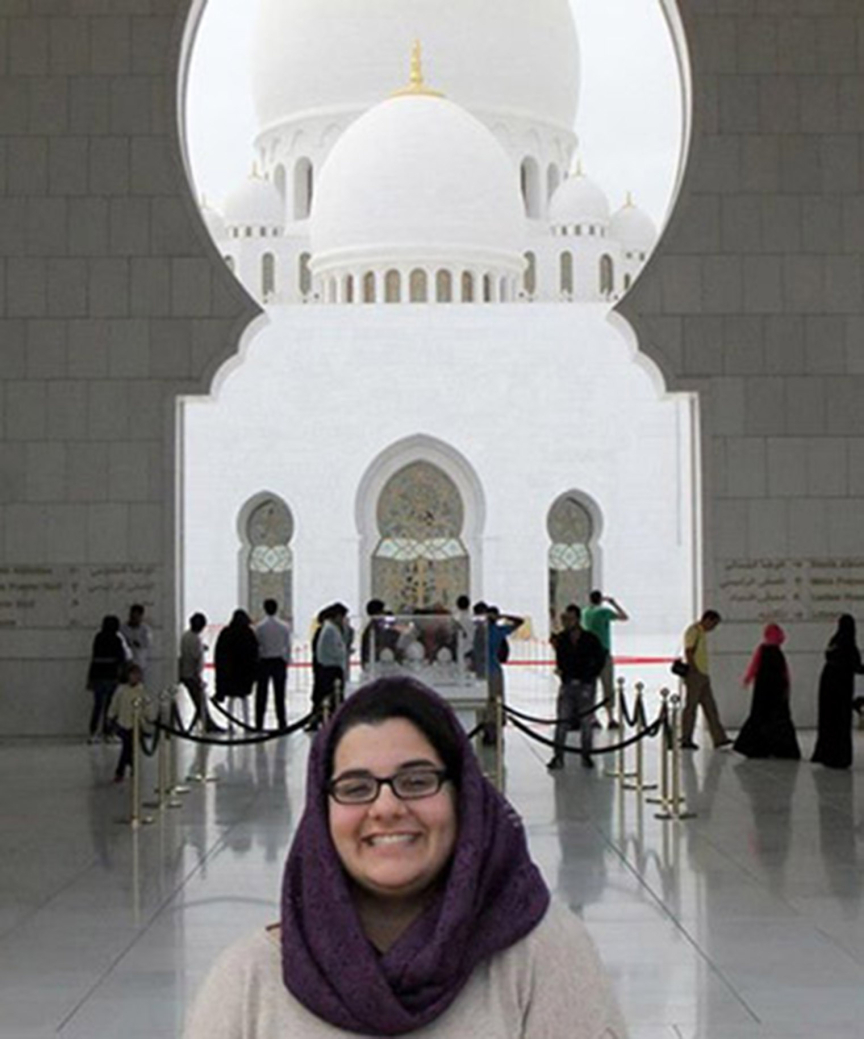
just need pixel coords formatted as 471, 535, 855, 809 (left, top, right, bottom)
733, 623, 800, 759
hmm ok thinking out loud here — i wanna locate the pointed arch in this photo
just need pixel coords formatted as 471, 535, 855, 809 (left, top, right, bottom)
356, 435, 486, 610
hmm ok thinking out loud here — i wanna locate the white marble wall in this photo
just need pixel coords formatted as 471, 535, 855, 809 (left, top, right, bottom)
2, 0, 864, 732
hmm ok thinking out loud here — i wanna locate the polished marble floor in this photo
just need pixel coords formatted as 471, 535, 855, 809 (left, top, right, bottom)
2, 668, 864, 1038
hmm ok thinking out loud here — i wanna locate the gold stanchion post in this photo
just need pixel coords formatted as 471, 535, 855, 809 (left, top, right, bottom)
604, 677, 627, 778
130, 696, 154, 829
648, 688, 671, 809
655, 691, 695, 821
624, 683, 658, 795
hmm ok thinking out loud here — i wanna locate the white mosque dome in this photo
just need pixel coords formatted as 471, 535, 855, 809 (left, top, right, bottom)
610, 198, 657, 252
251, 0, 580, 134
223, 174, 284, 230
549, 169, 610, 226
310, 91, 525, 267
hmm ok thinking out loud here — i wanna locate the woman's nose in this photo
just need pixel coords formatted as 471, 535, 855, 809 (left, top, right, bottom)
368, 782, 406, 815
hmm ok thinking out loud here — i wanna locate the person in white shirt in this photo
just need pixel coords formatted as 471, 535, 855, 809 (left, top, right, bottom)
120, 603, 153, 681
255, 599, 292, 730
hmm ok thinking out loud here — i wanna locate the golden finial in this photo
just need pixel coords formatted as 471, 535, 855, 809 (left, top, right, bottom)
392, 40, 444, 98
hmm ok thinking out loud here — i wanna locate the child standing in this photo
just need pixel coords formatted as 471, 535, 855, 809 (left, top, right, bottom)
107, 664, 152, 782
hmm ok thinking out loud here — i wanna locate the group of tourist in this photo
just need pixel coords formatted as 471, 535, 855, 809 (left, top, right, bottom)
86, 604, 153, 742
679, 609, 863, 770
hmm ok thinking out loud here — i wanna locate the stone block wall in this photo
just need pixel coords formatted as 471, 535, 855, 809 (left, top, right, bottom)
0, 0, 254, 735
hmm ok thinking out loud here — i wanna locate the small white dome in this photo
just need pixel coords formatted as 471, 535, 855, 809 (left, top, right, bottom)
251, 0, 580, 134
310, 92, 525, 266
549, 169, 610, 226
224, 174, 284, 230
610, 198, 657, 252
200, 199, 227, 240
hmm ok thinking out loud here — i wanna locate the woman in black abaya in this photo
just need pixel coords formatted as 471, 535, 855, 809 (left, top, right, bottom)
811, 614, 864, 770
734, 623, 800, 759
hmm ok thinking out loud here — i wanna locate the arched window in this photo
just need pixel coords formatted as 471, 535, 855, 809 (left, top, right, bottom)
373, 461, 469, 614
560, 252, 573, 295
385, 269, 401, 304
624, 273, 632, 290
547, 163, 561, 202
547, 495, 595, 626
600, 255, 614, 295
409, 268, 428, 303
262, 253, 275, 298
436, 269, 452, 303
461, 271, 474, 303
524, 251, 537, 296
293, 157, 313, 220
243, 497, 294, 621
298, 252, 312, 295
363, 271, 376, 303
483, 274, 493, 302
344, 274, 355, 304
499, 276, 508, 302
224, 255, 235, 272
520, 157, 542, 219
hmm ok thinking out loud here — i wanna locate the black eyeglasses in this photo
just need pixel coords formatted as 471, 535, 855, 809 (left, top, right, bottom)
328, 768, 449, 805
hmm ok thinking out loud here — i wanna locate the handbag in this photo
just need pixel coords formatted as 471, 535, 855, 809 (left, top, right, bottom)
670, 657, 689, 678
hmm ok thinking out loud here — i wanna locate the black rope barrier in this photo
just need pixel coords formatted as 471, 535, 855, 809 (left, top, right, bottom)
138, 722, 161, 758
210, 698, 268, 734
619, 689, 641, 729
465, 722, 485, 741
503, 697, 610, 727
155, 710, 317, 747
506, 709, 664, 757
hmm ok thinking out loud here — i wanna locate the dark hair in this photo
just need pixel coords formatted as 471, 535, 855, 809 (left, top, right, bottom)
230, 608, 251, 626
833, 613, 857, 645
263, 598, 279, 615
456, 595, 470, 610
565, 603, 581, 620
702, 609, 722, 624
366, 598, 385, 616
589, 590, 602, 605
101, 614, 121, 634
326, 677, 463, 789
129, 603, 145, 617
190, 612, 207, 632
472, 601, 488, 615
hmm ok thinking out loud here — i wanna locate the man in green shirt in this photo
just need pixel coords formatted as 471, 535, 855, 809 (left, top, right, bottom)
581, 590, 628, 729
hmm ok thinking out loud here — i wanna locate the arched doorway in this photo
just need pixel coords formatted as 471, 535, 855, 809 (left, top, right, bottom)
240, 494, 294, 620
547, 492, 600, 626
372, 461, 469, 614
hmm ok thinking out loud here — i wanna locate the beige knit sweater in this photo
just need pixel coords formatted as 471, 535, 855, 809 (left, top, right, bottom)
184, 904, 628, 1038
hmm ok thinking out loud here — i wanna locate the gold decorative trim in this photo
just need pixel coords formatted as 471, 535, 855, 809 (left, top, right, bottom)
391, 40, 444, 98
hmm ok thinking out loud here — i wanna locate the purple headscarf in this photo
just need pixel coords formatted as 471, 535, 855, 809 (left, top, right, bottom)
280, 677, 550, 1035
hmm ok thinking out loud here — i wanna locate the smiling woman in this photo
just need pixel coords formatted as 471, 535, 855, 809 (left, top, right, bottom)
184, 677, 629, 1037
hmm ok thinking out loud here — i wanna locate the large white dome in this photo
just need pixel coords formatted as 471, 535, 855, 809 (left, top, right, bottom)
610, 198, 657, 252
251, 0, 579, 134
309, 92, 525, 265
223, 174, 284, 230
549, 169, 610, 226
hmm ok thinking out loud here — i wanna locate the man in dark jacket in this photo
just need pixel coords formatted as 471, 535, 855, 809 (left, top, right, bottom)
547, 604, 607, 769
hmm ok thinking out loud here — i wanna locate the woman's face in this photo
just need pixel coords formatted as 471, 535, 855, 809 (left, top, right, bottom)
329, 718, 458, 903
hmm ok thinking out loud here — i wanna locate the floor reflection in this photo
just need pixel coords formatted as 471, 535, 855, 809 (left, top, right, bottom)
2, 680, 864, 1038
